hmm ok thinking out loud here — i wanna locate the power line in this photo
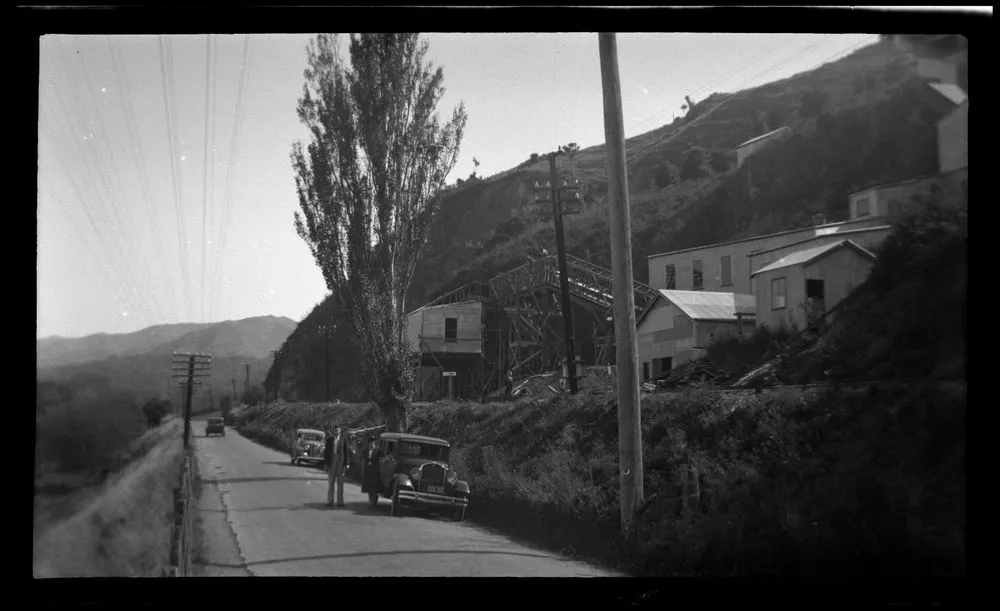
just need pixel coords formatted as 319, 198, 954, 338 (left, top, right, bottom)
39, 126, 147, 321
43, 58, 155, 325
73, 44, 164, 325
210, 35, 252, 323
200, 34, 213, 323
207, 34, 219, 322
159, 35, 194, 323
106, 36, 177, 322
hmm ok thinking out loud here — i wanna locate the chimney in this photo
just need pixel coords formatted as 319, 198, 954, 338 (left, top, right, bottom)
813, 213, 827, 226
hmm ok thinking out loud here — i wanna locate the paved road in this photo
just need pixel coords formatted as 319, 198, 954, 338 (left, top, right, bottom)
190, 414, 622, 577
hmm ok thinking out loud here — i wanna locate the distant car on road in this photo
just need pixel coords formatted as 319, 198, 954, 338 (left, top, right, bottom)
375, 432, 470, 521
205, 417, 225, 437
290, 428, 326, 466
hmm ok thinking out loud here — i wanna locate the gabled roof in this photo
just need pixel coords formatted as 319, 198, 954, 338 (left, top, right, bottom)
657, 290, 757, 322
751, 240, 876, 277
927, 82, 968, 106
408, 300, 481, 316
737, 126, 792, 149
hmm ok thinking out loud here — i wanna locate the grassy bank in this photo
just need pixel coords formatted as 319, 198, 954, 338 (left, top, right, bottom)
234, 380, 964, 577
33, 419, 187, 577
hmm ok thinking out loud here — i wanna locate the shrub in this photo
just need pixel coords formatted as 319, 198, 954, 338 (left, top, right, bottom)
141, 398, 172, 428
37, 392, 145, 474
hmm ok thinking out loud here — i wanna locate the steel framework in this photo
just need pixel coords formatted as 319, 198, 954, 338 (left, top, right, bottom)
413, 255, 660, 399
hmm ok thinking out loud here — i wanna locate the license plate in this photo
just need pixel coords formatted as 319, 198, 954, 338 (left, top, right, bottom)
427, 485, 444, 494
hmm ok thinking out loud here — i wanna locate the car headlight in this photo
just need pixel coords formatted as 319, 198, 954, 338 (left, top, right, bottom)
446, 470, 458, 485
410, 467, 422, 481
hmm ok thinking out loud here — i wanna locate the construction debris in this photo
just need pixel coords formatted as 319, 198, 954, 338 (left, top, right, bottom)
655, 359, 729, 390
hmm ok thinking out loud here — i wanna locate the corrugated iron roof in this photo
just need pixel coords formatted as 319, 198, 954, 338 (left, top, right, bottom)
658, 290, 757, 321
737, 126, 792, 149
928, 82, 968, 106
750, 240, 876, 277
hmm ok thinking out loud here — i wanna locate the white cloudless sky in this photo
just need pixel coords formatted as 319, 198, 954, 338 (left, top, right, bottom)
37, 32, 877, 339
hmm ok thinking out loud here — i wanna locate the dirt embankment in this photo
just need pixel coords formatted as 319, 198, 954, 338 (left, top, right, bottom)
33, 419, 187, 578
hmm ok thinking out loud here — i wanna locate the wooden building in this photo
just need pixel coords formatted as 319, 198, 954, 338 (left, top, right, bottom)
406, 301, 485, 401
751, 239, 876, 331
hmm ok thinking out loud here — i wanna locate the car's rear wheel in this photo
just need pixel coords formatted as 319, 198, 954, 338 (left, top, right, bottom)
390, 486, 403, 517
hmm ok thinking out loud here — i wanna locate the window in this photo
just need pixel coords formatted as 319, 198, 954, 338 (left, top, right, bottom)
692, 259, 703, 290
771, 277, 786, 309
445, 317, 458, 342
665, 264, 676, 290
806, 278, 825, 300
720, 254, 733, 287
642, 362, 650, 381
855, 196, 871, 218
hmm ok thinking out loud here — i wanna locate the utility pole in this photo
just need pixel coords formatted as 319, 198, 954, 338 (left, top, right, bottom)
323, 322, 332, 402
599, 32, 644, 537
171, 352, 212, 449
271, 349, 281, 402
534, 151, 583, 394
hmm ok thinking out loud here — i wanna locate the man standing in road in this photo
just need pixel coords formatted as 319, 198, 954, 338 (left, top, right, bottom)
325, 425, 351, 508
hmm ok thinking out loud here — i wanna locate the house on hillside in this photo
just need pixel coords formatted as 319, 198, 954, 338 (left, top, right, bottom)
406, 301, 484, 401
751, 239, 876, 331
637, 290, 756, 380
647, 216, 891, 297
847, 81, 968, 217
736, 126, 792, 169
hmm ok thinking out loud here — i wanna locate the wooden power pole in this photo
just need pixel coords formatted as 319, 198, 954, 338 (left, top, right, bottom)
599, 32, 644, 537
534, 152, 583, 394
171, 352, 212, 449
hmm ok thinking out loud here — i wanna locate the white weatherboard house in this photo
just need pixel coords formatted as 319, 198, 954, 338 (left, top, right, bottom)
750, 239, 876, 331
637, 290, 756, 380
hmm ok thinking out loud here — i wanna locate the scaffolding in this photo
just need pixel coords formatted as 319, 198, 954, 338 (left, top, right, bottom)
411, 254, 660, 399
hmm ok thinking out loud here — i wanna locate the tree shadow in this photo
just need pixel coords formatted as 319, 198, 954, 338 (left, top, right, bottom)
199, 547, 562, 569
202, 476, 329, 485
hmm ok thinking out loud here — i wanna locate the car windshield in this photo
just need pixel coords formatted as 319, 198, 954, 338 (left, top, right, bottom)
397, 441, 449, 462
209, 419, 223, 424
300, 434, 323, 443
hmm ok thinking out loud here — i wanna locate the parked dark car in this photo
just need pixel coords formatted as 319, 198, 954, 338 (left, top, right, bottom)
375, 432, 469, 521
205, 417, 225, 437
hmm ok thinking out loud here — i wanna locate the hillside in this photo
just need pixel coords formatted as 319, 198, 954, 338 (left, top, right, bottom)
36, 315, 297, 406
270, 39, 931, 398
36, 323, 211, 369
409, 38, 917, 304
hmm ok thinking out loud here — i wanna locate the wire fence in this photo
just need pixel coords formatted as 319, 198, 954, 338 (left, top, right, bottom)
162, 449, 195, 577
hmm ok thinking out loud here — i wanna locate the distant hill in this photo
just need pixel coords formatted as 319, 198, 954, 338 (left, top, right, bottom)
36, 316, 298, 406
36, 323, 211, 369
37, 316, 297, 369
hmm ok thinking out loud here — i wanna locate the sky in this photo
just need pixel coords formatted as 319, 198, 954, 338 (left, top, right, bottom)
37, 32, 879, 340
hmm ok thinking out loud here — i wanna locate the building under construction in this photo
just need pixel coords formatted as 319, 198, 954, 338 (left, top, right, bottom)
406, 254, 660, 401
